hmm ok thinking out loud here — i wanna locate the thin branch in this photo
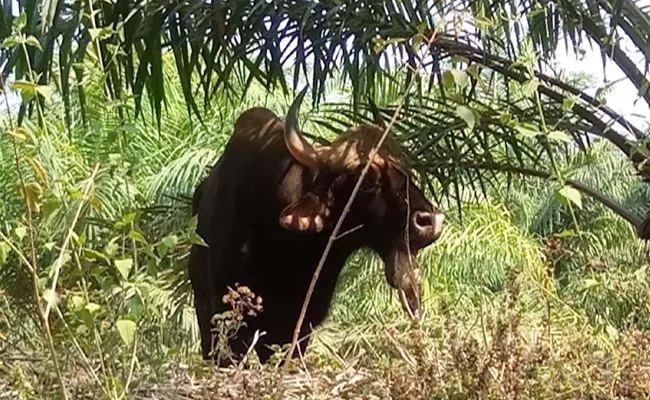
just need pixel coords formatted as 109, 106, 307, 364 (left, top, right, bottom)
283, 82, 414, 367
44, 163, 101, 319
1, 77, 69, 400
433, 161, 643, 228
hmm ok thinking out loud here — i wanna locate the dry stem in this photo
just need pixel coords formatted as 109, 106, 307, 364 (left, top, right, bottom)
283, 85, 414, 367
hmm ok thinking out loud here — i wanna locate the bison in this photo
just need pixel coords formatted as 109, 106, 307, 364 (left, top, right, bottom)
188, 88, 444, 364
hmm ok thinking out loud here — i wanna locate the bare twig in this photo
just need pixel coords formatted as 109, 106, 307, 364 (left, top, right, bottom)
283, 81, 415, 367
334, 224, 364, 240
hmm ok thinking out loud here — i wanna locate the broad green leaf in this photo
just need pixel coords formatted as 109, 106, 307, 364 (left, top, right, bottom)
34, 85, 54, 101
442, 70, 455, 88
189, 232, 208, 247
69, 295, 84, 309
43, 289, 59, 308
14, 226, 27, 240
442, 69, 469, 89
128, 230, 148, 244
554, 229, 577, 238
116, 319, 137, 346
583, 278, 600, 289
521, 79, 540, 97
21, 182, 43, 213
115, 258, 133, 280
515, 124, 541, 139
556, 186, 583, 209
157, 234, 179, 257
14, 13, 27, 31
455, 105, 475, 130
450, 69, 469, 89
67, 188, 83, 200
85, 303, 101, 314
160, 234, 178, 249
547, 130, 572, 143
12, 80, 38, 92
1, 37, 17, 48
12, 81, 53, 100
605, 324, 618, 340
104, 237, 120, 258
0, 242, 10, 266
88, 28, 102, 41
562, 97, 576, 111
24, 36, 42, 51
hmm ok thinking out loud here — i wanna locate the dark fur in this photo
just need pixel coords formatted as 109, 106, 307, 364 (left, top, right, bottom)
189, 107, 438, 363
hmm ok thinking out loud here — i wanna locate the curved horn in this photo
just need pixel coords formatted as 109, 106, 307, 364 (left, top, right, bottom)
367, 97, 386, 127
284, 86, 324, 169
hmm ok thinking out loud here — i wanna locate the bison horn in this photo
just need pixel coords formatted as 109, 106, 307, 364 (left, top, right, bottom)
368, 97, 386, 128
284, 87, 325, 169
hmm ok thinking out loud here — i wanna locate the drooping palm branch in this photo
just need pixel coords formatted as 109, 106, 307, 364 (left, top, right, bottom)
1, 0, 649, 236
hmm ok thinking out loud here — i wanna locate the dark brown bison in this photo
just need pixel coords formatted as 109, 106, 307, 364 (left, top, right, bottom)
188, 88, 444, 364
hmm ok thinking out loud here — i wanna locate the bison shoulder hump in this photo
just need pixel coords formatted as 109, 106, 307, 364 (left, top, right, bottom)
234, 108, 280, 134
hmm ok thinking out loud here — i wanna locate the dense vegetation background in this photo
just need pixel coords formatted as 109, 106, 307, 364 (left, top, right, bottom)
1, 0, 650, 398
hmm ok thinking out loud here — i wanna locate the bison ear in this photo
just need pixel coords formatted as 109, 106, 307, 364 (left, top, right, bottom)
279, 193, 329, 233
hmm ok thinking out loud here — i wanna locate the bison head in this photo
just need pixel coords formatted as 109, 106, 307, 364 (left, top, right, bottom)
278, 88, 444, 320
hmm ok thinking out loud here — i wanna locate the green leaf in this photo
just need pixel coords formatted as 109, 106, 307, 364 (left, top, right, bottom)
70, 295, 84, 309
605, 324, 618, 340
14, 226, 27, 240
562, 97, 576, 111
89, 27, 115, 41
115, 258, 133, 280
21, 182, 43, 212
556, 186, 583, 209
34, 85, 54, 101
43, 289, 59, 308
161, 234, 178, 249
85, 302, 101, 314
12, 80, 38, 92
12, 81, 53, 101
442, 70, 455, 89
547, 130, 572, 143
442, 69, 470, 90
14, 13, 27, 31
128, 230, 148, 244
1, 37, 17, 49
451, 70, 469, 89
515, 124, 541, 139
583, 278, 600, 289
0, 242, 10, 266
521, 79, 540, 97
24, 36, 42, 51
455, 105, 475, 130
157, 234, 178, 257
116, 319, 137, 346
189, 232, 208, 247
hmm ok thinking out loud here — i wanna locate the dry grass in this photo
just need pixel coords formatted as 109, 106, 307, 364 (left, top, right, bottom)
4, 275, 650, 400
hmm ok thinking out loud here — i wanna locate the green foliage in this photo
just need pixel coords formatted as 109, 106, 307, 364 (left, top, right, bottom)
1, 16, 650, 398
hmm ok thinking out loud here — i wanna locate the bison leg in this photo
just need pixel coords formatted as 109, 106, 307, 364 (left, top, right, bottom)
188, 246, 217, 360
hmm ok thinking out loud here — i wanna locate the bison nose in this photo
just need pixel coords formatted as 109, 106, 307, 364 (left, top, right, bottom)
411, 210, 445, 242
